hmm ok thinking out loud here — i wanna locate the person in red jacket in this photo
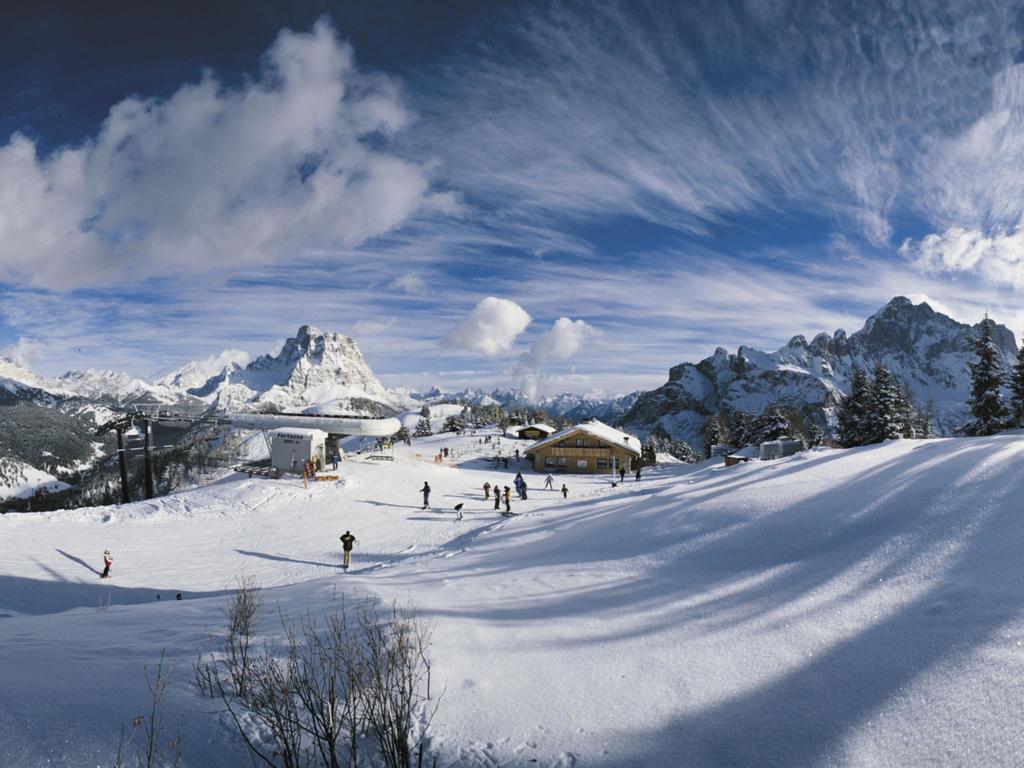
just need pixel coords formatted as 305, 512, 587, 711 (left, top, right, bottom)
101, 549, 113, 579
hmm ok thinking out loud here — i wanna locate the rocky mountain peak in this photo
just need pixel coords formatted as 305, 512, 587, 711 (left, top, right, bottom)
621, 296, 1019, 448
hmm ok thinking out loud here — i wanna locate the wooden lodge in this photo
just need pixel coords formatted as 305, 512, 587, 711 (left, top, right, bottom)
526, 419, 641, 474
512, 423, 556, 440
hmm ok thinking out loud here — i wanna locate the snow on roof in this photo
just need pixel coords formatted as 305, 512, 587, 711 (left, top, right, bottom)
527, 419, 641, 455
518, 423, 556, 434
269, 427, 326, 438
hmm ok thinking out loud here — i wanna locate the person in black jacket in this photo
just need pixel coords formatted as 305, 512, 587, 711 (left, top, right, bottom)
421, 481, 431, 509
339, 531, 356, 570
493, 485, 501, 510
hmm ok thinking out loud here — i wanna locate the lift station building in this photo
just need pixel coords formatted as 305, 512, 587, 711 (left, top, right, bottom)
270, 428, 328, 473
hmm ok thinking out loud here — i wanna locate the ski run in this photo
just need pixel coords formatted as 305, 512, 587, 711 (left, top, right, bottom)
3, 427, 1024, 766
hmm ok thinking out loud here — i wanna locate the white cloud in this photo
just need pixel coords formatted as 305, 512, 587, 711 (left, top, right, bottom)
354, 318, 396, 335
389, 274, 427, 294
0, 17, 449, 290
1, 337, 45, 370
520, 317, 599, 368
901, 227, 1024, 289
516, 317, 600, 397
442, 297, 532, 357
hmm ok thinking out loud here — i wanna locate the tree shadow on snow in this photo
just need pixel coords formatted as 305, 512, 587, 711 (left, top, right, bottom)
407, 437, 1024, 766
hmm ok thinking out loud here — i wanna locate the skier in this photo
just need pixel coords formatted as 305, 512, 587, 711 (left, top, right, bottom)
483, 481, 491, 499
454, 503, 464, 521
331, 451, 340, 470
635, 466, 642, 481
561, 483, 569, 499
515, 448, 520, 460
421, 481, 431, 509
339, 531, 356, 570
493, 485, 501, 510
544, 474, 554, 490
503, 486, 512, 515
619, 466, 626, 483
101, 549, 113, 579
520, 477, 528, 500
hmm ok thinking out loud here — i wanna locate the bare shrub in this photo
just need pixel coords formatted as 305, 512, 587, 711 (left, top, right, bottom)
195, 589, 440, 768
114, 650, 182, 768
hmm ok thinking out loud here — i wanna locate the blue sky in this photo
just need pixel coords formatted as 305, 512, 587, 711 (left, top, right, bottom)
2, 0, 1023, 395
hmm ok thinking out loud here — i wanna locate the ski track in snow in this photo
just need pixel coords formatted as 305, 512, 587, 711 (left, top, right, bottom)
3, 429, 1024, 766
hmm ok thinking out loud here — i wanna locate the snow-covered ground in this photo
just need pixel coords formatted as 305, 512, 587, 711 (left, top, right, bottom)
3, 429, 1024, 766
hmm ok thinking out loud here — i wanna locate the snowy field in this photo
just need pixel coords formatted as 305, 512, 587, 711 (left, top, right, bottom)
3, 429, 1024, 766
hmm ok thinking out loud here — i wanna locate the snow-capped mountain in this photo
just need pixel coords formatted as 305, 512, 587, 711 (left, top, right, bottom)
187, 325, 396, 414
51, 369, 181, 404
399, 385, 640, 422
621, 297, 1019, 447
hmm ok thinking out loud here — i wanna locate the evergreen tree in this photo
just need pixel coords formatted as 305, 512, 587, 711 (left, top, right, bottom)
727, 410, 755, 448
442, 415, 466, 434
805, 423, 824, 448
965, 316, 1008, 436
413, 416, 433, 438
702, 416, 723, 458
419, 405, 431, 418
751, 407, 790, 444
393, 425, 410, 443
893, 383, 918, 439
914, 401, 935, 439
1010, 338, 1024, 427
837, 367, 870, 448
865, 364, 903, 443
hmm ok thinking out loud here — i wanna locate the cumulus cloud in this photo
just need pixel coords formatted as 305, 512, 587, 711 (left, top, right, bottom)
520, 317, 599, 368
1, 337, 45, 370
516, 316, 600, 398
0, 17, 451, 290
442, 297, 532, 357
900, 227, 1024, 289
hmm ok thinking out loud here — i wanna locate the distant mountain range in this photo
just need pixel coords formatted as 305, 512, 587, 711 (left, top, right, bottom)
3, 296, 1017, 500
620, 296, 1019, 448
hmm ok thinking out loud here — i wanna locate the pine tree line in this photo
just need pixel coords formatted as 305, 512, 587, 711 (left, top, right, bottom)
835, 364, 933, 448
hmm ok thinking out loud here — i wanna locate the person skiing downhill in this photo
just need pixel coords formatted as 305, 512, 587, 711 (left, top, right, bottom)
544, 474, 554, 490
101, 549, 113, 579
421, 481, 431, 509
339, 531, 356, 570
561, 484, 569, 499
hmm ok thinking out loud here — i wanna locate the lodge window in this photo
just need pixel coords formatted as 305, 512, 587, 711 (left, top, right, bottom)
544, 457, 556, 468
597, 458, 609, 469
576, 459, 588, 468
575, 438, 586, 447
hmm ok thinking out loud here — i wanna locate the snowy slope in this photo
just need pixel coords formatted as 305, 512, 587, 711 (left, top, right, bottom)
0, 456, 71, 501
623, 296, 1019, 446
3, 431, 1024, 766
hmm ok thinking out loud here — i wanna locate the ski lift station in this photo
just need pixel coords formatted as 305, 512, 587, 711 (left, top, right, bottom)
759, 439, 803, 460
269, 428, 327, 473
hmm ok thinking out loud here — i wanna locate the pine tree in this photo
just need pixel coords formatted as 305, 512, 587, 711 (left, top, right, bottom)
442, 415, 465, 434
702, 416, 723, 459
965, 315, 1008, 436
806, 423, 824, 448
894, 383, 918, 439
865, 364, 902, 443
727, 410, 755, 448
413, 416, 433, 438
394, 425, 410, 443
751, 407, 790, 444
914, 401, 935, 439
1010, 338, 1024, 427
837, 367, 870, 447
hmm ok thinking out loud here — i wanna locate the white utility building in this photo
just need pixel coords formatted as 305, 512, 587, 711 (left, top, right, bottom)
270, 428, 327, 473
